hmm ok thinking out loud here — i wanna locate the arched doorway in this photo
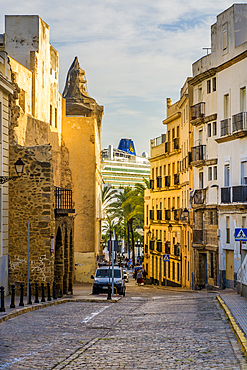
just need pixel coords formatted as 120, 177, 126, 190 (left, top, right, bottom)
54, 227, 63, 297
69, 230, 74, 294
63, 228, 69, 294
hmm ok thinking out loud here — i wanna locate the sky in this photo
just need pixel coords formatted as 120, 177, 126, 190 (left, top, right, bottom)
0, 1, 244, 156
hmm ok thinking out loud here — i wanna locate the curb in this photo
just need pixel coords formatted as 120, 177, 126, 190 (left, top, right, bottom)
0, 296, 121, 324
217, 295, 247, 356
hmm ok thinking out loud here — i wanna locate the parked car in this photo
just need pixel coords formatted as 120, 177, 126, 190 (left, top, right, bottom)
91, 266, 126, 296
123, 270, 129, 282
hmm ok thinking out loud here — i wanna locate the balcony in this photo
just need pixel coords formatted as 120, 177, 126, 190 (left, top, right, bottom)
220, 118, 231, 137
193, 229, 204, 244
153, 134, 166, 147
173, 137, 179, 150
157, 210, 162, 221
165, 210, 171, 220
149, 210, 154, 220
174, 173, 179, 185
192, 145, 206, 162
149, 179, 154, 189
165, 176, 171, 187
221, 187, 231, 203
156, 176, 162, 188
232, 112, 247, 133
232, 186, 247, 203
174, 209, 180, 221
165, 242, 170, 254
193, 189, 206, 205
54, 187, 75, 214
174, 244, 180, 256
165, 142, 170, 153
149, 240, 155, 251
191, 102, 205, 121
156, 241, 162, 252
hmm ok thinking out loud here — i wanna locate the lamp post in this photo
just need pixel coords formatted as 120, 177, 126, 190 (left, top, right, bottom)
0, 158, 25, 184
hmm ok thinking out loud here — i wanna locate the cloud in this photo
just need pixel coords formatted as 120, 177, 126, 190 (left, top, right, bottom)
0, 0, 244, 155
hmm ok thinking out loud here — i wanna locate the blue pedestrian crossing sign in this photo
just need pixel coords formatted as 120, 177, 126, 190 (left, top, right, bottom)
235, 228, 247, 241
163, 254, 170, 262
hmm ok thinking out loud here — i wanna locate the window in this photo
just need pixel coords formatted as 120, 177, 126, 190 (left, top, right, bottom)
213, 166, 217, 180
55, 108, 57, 128
177, 126, 179, 138
177, 263, 179, 282
210, 211, 213, 225
207, 80, 211, 94
198, 86, 202, 102
224, 164, 230, 187
172, 261, 175, 280
224, 94, 229, 119
212, 77, 216, 92
168, 261, 170, 278
50, 105, 52, 126
226, 216, 230, 243
208, 123, 211, 137
208, 167, 212, 181
188, 261, 189, 281
242, 217, 246, 228
210, 253, 214, 278
241, 161, 247, 185
223, 29, 227, 50
199, 171, 203, 189
240, 87, 246, 112
213, 121, 217, 136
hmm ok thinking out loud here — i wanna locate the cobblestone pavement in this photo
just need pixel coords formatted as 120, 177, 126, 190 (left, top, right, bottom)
0, 280, 247, 369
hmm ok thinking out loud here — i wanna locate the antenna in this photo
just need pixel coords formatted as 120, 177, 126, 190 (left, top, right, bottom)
202, 47, 211, 55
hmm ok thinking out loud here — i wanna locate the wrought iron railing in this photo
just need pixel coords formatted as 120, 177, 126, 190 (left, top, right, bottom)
157, 210, 162, 221
232, 112, 247, 133
192, 145, 206, 162
232, 186, 247, 203
221, 187, 231, 203
54, 187, 75, 214
220, 118, 231, 136
165, 176, 171, 187
193, 189, 206, 205
156, 241, 162, 252
191, 102, 205, 120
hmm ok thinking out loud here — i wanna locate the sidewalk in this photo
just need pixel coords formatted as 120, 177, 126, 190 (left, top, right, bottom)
217, 290, 247, 356
0, 283, 121, 324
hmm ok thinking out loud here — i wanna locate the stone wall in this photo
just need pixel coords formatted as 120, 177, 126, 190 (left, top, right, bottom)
9, 144, 55, 288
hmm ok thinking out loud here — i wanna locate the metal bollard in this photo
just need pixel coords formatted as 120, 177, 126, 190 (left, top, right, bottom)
19, 283, 24, 307
47, 282, 51, 301
28, 283, 32, 305
53, 282, 57, 300
107, 283, 111, 300
34, 282, 39, 303
10, 284, 15, 308
0, 286, 5, 312
41, 282, 45, 302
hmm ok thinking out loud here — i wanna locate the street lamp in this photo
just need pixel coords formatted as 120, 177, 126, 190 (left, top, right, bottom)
0, 158, 25, 184
168, 223, 173, 233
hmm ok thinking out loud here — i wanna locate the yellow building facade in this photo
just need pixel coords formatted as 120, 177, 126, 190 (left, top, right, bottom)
144, 80, 194, 288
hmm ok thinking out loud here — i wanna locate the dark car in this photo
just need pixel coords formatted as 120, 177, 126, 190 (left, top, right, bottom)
91, 266, 126, 296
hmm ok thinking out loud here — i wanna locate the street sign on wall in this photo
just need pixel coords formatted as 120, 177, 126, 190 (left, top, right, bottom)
235, 228, 247, 241
163, 254, 170, 262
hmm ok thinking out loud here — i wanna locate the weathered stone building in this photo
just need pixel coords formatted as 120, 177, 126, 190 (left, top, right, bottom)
2, 15, 75, 296
62, 57, 104, 283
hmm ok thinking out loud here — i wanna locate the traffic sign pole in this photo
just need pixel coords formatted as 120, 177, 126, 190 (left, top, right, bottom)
240, 240, 243, 297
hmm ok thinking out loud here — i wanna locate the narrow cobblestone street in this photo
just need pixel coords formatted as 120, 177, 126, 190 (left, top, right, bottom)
0, 279, 247, 369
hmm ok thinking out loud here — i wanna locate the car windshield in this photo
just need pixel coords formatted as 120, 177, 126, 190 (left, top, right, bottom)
96, 269, 121, 278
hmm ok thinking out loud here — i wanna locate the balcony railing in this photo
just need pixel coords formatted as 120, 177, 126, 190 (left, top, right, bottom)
165, 142, 170, 153
174, 244, 180, 256
153, 134, 166, 147
220, 118, 231, 137
192, 145, 206, 162
149, 179, 154, 189
173, 137, 179, 150
165, 176, 171, 187
157, 210, 162, 220
193, 189, 206, 205
174, 209, 180, 221
221, 187, 231, 203
156, 176, 162, 188
165, 242, 170, 254
54, 186, 75, 214
156, 241, 162, 252
174, 173, 179, 185
232, 112, 247, 133
150, 210, 154, 220
165, 210, 171, 220
149, 241, 155, 251
191, 102, 205, 120
232, 186, 247, 203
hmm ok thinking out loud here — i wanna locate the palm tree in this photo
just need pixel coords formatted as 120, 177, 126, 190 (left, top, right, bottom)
102, 186, 117, 213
